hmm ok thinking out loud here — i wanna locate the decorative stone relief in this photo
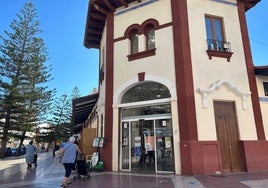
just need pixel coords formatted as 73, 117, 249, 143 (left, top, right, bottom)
197, 80, 251, 110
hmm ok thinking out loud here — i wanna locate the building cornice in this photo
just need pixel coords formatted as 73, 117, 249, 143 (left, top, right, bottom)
84, 0, 261, 49
84, 0, 141, 49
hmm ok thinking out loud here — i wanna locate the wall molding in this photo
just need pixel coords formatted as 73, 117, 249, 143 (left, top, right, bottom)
198, 80, 251, 110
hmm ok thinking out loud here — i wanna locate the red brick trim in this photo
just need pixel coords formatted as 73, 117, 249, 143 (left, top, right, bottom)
206, 50, 233, 62
171, 0, 198, 141
138, 72, 145, 82
114, 21, 172, 43
103, 13, 114, 171
124, 23, 142, 37
237, 1, 265, 140
127, 48, 156, 61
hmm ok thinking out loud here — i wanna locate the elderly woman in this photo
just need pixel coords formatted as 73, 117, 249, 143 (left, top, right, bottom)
25, 141, 36, 169
60, 136, 82, 187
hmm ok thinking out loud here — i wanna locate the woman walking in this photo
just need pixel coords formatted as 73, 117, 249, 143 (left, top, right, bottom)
25, 141, 37, 169
60, 136, 82, 187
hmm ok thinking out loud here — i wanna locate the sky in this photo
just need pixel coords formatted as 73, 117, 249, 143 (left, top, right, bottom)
246, 0, 268, 66
0, 0, 99, 97
0, 0, 268, 97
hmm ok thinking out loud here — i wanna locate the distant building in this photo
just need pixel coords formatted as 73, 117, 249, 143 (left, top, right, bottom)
78, 0, 268, 175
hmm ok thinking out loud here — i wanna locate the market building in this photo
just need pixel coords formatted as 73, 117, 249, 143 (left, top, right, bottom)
77, 0, 268, 175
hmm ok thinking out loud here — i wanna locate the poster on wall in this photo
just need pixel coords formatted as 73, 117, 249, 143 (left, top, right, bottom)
134, 147, 141, 158
124, 123, 128, 128
145, 136, 155, 151
157, 137, 163, 142
134, 136, 141, 147
165, 137, 172, 148
123, 137, 128, 146
93, 137, 99, 147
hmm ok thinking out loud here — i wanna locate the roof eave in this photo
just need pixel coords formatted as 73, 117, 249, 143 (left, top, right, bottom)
83, 0, 141, 49
255, 65, 268, 76
244, 0, 261, 11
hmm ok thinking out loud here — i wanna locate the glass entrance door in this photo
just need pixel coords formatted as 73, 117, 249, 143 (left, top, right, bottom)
121, 118, 174, 173
155, 119, 174, 172
131, 120, 155, 172
121, 122, 130, 170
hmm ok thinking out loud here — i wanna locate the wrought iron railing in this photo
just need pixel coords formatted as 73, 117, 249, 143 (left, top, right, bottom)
207, 39, 231, 52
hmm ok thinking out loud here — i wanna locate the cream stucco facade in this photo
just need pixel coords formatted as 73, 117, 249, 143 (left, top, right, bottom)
187, 0, 257, 141
83, 0, 268, 175
112, 0, 180, 173
256, 75, 268, 139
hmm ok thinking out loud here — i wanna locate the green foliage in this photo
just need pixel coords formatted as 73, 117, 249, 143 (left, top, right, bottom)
71, 86, 81, 99
35, 86, 82, 145
36, 94, 73, 145
0, 2, 54, 150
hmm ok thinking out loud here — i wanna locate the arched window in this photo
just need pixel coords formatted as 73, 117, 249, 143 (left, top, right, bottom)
121, 81, 171, 103
145, 24, 155, 50
129, 29, 139, 54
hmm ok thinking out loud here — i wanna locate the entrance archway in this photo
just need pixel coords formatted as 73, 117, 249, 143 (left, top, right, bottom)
119, 81, 175, 173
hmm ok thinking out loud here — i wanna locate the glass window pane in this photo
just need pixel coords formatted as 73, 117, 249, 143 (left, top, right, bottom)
130, 30, 139, 54
155, 119, 174, 172
121, 82, 171, 103
205, 17, 212, 40
146, 26, 155, 50
214, 19, 223, 41
121, 122, 130, 169
121, 104, 171, 118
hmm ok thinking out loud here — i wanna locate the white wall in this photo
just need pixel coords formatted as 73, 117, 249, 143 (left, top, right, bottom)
187, 0, 257, 140
256, 75, 268, 139
112, 0, 180, 172
113, 0, 175, 91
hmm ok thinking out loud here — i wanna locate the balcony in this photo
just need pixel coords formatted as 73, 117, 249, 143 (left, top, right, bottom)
206, 39, 233, 62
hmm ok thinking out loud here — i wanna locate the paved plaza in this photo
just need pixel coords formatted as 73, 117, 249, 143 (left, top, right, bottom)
1, 152, 268, 188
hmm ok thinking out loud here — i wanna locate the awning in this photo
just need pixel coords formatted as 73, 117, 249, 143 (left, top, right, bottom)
72, 93, 99, 133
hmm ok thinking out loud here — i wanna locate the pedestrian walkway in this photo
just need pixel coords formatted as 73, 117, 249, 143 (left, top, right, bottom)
1, 152, 268, 188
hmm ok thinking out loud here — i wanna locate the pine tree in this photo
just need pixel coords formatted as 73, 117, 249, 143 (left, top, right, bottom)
71, 86, 81, 99
38, 94, 72, 149
0, 2, 54, 156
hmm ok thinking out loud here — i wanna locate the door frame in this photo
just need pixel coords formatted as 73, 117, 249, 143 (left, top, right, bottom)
214, 101, 244, 173
119, 114, 174, 173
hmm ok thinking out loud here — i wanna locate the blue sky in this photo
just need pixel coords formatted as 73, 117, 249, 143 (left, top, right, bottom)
0, 0, 267, 97
246, 0, 268, 66
0, 0, 99, 97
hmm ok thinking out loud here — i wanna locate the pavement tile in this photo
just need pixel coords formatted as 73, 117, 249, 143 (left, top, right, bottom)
1, 152, 268, 188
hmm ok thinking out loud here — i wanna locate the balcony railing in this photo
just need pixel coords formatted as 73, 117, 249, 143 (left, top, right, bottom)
207, 39, 231, 52
206, 39, 233, 62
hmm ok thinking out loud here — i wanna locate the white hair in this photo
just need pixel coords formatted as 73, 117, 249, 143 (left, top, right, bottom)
69, 136, 76, 143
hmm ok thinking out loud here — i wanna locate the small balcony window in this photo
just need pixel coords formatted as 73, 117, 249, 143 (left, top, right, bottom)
205, 15, 233, 62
